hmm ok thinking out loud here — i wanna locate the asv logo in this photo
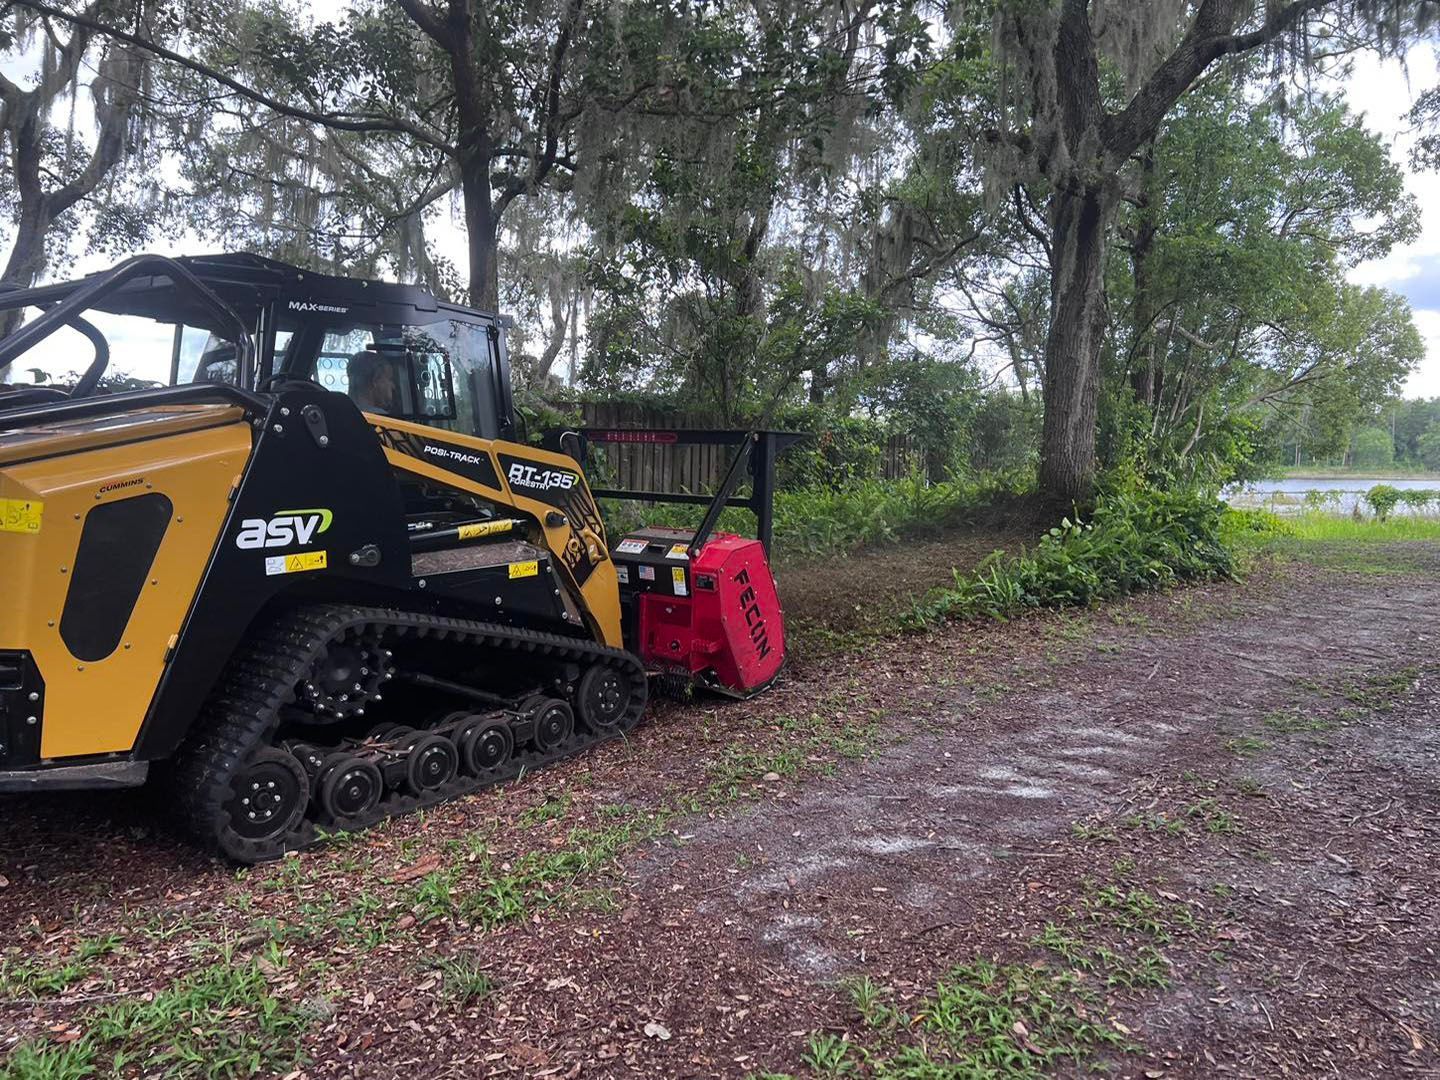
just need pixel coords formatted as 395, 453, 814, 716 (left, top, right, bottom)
507, 463, 576, 492
235, 508, 334, 550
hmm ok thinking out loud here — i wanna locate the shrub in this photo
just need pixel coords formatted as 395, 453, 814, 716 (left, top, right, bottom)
913, 485, 1234, 623
1398, 489, 1438, 513
1364, 484, 1403, 521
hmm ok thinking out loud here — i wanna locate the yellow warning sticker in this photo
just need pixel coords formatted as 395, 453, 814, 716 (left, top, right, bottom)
667, 543, 690, 560
458, 520, 512, 541
672, 565, 688, 596
509, 560, 539, 579
0, 498, 42, 535
265, 550, 328, 576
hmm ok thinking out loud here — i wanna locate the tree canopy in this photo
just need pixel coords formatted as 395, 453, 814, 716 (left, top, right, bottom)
2, 0, 1435, 496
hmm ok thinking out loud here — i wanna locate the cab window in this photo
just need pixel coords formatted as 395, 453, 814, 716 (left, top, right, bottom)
309, 319, 502, 439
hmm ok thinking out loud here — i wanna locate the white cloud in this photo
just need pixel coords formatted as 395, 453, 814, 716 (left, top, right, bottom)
1343, 45, 1440, 399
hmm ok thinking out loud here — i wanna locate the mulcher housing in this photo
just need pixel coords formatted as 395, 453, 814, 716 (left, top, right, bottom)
0, 253, 787, 861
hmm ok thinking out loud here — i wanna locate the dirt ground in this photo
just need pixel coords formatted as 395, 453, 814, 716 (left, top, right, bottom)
1, 538, 1437, 1079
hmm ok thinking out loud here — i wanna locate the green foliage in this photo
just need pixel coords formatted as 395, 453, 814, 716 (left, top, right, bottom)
607, 470, 1032, 560
1113, 78, 1422, 484
778, 960, 1127, 1078
1, 958, 310, 1080
425, 954, 496, 1005
914, 483, 1233, 623
1364, 484, 1403, 521
1353, 427, 1395, 469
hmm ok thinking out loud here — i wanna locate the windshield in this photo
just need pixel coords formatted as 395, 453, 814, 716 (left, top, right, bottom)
286, 317, 503, 440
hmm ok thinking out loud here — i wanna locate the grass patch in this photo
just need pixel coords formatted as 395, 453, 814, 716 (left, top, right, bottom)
772, 960, 1128, 1078
701, 711, 879, 804
1223, 735, 1269, 757
1231, 510, 1440, 574
388, 807, 668, 931
1261, 707, 1334, 735
1341, 665, 1420, 710
517, 792, 573, 827
0, 936, 122, 999
0, 955, 311, 1079
425, 954, 496, 1005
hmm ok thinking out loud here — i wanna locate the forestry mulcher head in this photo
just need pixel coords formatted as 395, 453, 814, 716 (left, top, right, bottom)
0, 253, 787, 862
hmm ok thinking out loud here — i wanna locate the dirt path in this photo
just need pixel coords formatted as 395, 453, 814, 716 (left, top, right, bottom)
1, 552, 1437, 1079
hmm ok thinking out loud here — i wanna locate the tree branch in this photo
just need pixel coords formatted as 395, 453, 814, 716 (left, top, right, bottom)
10, 0, 458, 153
1105, 0, 1334, 167
393, 0, 450, 48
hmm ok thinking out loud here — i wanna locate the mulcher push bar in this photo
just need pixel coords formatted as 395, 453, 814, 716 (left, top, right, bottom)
551, 428, 804, 557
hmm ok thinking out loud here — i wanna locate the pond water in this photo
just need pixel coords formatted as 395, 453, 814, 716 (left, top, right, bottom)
1223, 476, 1440, 515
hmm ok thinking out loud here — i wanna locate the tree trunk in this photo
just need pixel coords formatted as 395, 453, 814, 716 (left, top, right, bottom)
0, 104, 51, 339
1128, 141, 1160, 410
460, 163, 500, 312
1039, 183, 1110, 505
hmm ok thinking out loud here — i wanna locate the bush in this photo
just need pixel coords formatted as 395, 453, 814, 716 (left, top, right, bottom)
912, 485, 1234, 623
1364, 484, 1402, 521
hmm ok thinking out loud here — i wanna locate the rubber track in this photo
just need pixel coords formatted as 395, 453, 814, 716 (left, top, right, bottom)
169, 604, 647, 863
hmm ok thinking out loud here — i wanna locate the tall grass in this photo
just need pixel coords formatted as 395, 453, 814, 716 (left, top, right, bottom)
601, 471, 1032, 560
1280, 512, 1440, 542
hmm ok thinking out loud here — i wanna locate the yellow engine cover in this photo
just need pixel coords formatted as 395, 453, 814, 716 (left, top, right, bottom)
0, 408, 252, 759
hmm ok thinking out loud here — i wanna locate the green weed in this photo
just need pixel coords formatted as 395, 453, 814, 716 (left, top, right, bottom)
426, 954, 495, 1005
1224, 735, 1269, 757
2, 958, 310, 1079
802, 960, 1127, 1077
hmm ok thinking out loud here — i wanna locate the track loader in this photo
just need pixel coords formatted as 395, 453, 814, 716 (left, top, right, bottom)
0, 254, 786, 862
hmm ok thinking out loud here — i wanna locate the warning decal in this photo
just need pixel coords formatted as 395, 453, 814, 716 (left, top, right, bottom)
265, 550, 328, 576
0, 498, 42, 535
508, 560, 539, 579
672, 566, 688, 596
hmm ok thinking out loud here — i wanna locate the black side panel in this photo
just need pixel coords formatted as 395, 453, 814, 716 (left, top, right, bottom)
60, 494, 173, 662
133, 389, 414, 760
0, 650, 45, 767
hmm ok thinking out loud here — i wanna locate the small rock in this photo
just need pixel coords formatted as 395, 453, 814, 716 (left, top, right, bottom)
762, 772, 781, 782
644, 1020, 672, 1041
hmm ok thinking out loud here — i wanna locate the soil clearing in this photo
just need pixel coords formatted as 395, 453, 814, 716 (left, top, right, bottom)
1, 540, 1437, 1079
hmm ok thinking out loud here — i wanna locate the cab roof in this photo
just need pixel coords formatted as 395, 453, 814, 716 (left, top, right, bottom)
5, 253, 504, 330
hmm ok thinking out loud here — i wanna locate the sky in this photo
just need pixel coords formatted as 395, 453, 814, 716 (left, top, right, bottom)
1344, 46, 1440, 398
4, 22, 1440, 399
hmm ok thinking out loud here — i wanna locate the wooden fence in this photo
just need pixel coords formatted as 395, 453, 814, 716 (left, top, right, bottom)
572, 400, 923, 493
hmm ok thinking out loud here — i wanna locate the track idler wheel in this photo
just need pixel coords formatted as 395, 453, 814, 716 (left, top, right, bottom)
317, 754, 383, 822
528, 697, 574, 753
399, 732, 459, 796
456, 717, 514, 775
226, 748, 309, 842
575, 664, 632, 732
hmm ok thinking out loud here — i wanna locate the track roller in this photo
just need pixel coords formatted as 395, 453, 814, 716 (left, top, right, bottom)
529, 697, 574, 753
399, 732, 459, 795
456, 716, 513, 775
317, 754, 383, 822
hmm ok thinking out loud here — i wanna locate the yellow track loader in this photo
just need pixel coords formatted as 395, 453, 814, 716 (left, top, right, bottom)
0, 254, 786, 862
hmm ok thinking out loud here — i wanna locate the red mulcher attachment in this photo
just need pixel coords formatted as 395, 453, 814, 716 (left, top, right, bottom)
610, 526, 784, 695
553, 427, 801, 698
